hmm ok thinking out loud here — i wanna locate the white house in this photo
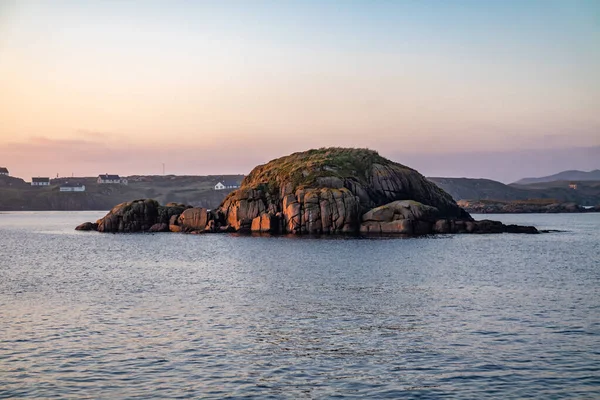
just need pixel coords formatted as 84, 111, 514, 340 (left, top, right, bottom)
60, 182, 86, 192
214, 180, 241, 190
97, 174, 128, 185
31, 177, 50, 186
0, 167, 8, 176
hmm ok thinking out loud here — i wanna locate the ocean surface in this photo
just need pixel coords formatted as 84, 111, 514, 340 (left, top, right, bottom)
1, 211, 599, 399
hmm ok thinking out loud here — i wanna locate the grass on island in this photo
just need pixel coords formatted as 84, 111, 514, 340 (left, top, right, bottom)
243, 147, 410, 191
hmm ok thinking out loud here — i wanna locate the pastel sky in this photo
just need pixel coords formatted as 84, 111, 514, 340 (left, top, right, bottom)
1, 0, 599, 181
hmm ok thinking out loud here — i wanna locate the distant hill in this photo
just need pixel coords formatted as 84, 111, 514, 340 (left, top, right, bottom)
0, 174, 30, 188
513, 170, 600, 185
428, 177, 600, 206
428, 177, 531, 201
388, 146, 600, 183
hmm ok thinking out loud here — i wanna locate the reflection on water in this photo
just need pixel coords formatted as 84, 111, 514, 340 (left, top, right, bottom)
1, 212, 599, 398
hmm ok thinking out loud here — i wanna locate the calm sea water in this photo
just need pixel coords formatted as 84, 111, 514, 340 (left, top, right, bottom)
1, 211, 599, 399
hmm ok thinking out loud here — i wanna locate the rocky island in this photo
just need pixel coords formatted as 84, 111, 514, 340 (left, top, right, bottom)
76, 148, 538, 235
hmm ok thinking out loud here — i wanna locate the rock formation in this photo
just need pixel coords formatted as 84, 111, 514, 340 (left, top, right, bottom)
215, 148, 475, 234
89, 199, 195, 233
77, 148, 539, 235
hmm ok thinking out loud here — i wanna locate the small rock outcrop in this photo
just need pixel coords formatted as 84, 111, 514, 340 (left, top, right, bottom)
77, 148, 539, 235
75, 221, 98, 231
80, 199, 192, 233
360, 200, 439, 234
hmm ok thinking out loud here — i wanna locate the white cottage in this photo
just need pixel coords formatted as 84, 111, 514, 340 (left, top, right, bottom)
31, 177, 50, 186
60, 182, 86, 192
97, 174, 128, 185
214, 180, 241, 190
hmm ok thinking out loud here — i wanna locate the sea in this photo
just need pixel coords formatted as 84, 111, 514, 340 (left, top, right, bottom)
0, 211, 599, 399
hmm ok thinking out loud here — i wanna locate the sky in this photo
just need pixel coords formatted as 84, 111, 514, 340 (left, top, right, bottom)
1, 0, 599, 182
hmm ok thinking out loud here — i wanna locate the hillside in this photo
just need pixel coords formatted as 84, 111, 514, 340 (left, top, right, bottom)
0, 175, 243, 211
0, 175, 31, 189
514, 169, 600, 185
428, 177, 532, 201
429, 177, 600, 206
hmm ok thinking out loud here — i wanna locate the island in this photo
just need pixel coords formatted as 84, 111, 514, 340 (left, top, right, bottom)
76, 148, 538, 235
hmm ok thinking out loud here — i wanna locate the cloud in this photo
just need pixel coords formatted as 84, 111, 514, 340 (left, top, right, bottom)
3, 134, 600, 183
74, 129, 120, 141
0, 135, 282, 179
388, 146, 600, 183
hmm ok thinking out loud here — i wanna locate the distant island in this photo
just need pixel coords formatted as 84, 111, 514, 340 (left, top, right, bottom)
76, 148, 538, 235
457, 199, 599, 214
513, 169, 600, 185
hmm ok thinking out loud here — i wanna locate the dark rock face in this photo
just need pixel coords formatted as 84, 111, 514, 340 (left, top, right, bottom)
148, 223, 169, 232
92, 199, 190, 233
97, 199, 159, 233
505, 224, 539, 234
77, 148, 539, 235
251, 213, 280, 233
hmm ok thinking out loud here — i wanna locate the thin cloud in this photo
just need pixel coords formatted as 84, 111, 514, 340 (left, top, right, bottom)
75, 129, 121, 141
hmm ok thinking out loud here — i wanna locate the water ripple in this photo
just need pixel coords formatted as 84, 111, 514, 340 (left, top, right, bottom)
0, 211, 599, 398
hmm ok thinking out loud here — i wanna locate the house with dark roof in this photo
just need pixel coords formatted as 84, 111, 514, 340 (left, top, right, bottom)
60, 182, 86, 192
0, 167, 8, 176
97, 174, 128, 185
31, 177, 50, 186
214, 180, 241, 190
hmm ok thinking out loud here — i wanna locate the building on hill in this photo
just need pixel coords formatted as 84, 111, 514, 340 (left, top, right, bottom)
569, 183, 578, 190
214, 180, 241, 190
0, 167, 8, 176
97, 174, 128, 185
60, 182, 86, 192
31, 177, 50, 186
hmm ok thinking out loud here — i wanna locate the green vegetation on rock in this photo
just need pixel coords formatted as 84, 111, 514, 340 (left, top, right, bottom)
241, 147, 408, 190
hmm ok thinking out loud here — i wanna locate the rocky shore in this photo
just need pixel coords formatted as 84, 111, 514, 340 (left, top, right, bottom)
458, 199, 600, 214
77, 148, 539, 235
